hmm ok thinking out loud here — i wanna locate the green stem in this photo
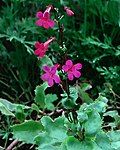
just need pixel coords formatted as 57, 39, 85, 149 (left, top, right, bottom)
66, 78, 70, 96
58, 21, 64, 48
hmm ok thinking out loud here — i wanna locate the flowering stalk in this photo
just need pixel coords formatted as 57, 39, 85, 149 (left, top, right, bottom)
34, 5, 82, 90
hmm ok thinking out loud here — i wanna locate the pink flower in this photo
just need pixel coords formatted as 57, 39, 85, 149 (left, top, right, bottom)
41, 65, 61, 87
62, 60, 82, 80
36, 5, 55, 29
34, 37, 55, 58
64, 7, 74, 16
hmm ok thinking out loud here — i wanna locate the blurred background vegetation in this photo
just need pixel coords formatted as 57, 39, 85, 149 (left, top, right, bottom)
0, 0, 120, 107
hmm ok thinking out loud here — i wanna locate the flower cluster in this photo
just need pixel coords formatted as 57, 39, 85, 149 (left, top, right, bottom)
34, 5, 82, 87
41, 60, 82, 87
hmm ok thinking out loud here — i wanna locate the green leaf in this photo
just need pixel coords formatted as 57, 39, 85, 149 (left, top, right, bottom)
24, 44, 34, 54
15, 106, 25, 122
0, 98, 29, 112
69, 86, 78, 101
65, 136, 101, 150
84, 109, 102, 136
103, 110, 118, 118
81, 83, 92, 91
109, 130, 120, 141
0, 99, 15, 111
82, 36, 111, 49
31, 103, 40, 113
66, 136, 83, 150
34, 83, 48, 108
38, 144, 60, 150
0, 102, 15, 116
60, 0, 69, 5
38, 55, 53, 68
112, 142, 120, 150
45, 94, 58, 110
77, 111, 88, 123
35, 116, 67, 149
78, 105, 102, 137
11, 120, 44, 144
0, 34, 8, 38
103, 110, 120, 129
107, 130, 120, 150
77, 86, 93, 104
95, 131, 112, 150
92, 95, 108, 113
62, 97, 77, 109
0, 98, 30, 118
61, 86, 78, 109
96, 95, 108, 104
41, 116, 67, 141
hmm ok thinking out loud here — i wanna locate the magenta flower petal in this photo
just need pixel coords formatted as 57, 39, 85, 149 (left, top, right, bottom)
43, 22, 49, 29
48, 78, 54, 87
44, 12, 50, 19
36, 11, 43, 18
48, 20, 55, 28
41, 73, 49, 81
51, 66, 57, 74
66, 60, 73, 68
35, 20, 43, 27
73, 71, 81, 78
35, 43, 44, 50
35, 42, 41, 48
62, 65, 69, 72
34, 49, 45, 58
42, 66, 50, 72
74, 63, 82, 70
68, 73, 74, 80
53, 75, 61, 83
39, 51, 45, 58
34, 42, 45, 58
34, 49, 40, 55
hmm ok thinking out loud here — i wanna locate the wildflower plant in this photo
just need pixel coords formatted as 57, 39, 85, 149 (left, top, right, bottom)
0, 3, 120, 150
